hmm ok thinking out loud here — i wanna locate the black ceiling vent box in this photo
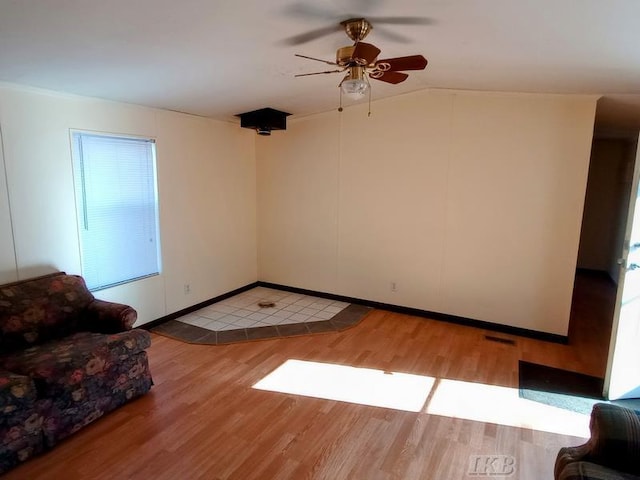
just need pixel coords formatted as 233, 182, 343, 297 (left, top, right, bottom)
236, 108, 291, 136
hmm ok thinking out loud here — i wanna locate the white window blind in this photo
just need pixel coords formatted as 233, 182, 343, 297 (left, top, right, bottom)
72, 132, 161, 291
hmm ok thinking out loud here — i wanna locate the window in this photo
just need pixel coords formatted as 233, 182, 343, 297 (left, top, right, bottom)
71, 132, 161, 291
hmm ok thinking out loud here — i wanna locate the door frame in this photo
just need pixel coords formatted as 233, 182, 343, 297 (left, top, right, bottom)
604, 133, 640, 399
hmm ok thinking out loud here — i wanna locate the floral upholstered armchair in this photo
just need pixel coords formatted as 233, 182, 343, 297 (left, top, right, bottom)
0, 272, 153, 474
555, 402, 640, 480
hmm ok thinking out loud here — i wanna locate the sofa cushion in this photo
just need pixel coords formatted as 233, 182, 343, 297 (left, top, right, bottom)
0, 330, 151, 399
0, 273, 95, 351
0, 370, 37, 412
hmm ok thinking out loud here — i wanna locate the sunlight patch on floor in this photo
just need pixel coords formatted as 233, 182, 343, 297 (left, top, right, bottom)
427, 378, 590, 438
253, 359, 435, 412
253, 359, 591, 438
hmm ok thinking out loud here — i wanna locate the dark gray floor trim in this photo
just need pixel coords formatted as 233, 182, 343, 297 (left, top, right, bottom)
257, 281, 568, 345
142, 280, 567, 345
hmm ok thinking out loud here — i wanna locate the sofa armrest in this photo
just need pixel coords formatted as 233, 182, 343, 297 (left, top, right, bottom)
556, 403, 640, 478
586, 403, 640, 475
84, 299, 138, 333
555, 443, 590, 479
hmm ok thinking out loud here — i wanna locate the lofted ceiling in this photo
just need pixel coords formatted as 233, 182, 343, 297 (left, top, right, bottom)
0, 0, 639, 134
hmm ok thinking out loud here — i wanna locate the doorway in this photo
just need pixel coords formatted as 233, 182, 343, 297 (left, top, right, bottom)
571, 134, 638, 377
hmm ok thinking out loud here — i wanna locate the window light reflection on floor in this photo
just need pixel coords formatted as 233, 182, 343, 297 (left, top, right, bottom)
253, 359, 591, 438
426, 378, 590, 437
253, 359, 435, 412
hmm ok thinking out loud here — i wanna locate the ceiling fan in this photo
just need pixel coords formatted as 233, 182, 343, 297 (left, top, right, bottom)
294, 18, 429, 108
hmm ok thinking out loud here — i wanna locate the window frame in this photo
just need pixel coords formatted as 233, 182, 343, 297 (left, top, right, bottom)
70, 129, 162, 292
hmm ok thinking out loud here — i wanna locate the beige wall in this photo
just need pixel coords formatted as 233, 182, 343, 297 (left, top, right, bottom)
0, 123, 17, 283
0, 83, 597, 335
257, 112, 341, 292
0, 84, 257, 325
258, 90, 597, 336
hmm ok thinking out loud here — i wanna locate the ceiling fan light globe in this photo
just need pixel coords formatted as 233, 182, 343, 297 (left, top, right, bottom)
341, 79, 368, 99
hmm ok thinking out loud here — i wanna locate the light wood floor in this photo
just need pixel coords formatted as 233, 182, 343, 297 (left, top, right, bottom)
4, 273, 614, 480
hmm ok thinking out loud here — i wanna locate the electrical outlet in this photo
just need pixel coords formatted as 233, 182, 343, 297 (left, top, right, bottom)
184, 284, 191, 294
390, 281, 397, 292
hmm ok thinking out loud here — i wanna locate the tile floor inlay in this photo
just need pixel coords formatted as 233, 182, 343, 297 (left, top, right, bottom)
149, 287, 372, 345
179, 287, 350, 331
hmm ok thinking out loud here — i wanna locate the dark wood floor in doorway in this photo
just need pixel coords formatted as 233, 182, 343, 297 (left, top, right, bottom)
568, 270, 617, 377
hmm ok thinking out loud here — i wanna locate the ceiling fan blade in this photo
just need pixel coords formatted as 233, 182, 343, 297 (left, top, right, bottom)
282, 25, 342, 46
373, 26, 412, 44
370, 71, 409, 84
367, 16, 436, 26
351, 42, 381, 65
280, 4, 339, 20
295, 69, 344, 77
295, 54, 338, 66
375, 55, 428, 72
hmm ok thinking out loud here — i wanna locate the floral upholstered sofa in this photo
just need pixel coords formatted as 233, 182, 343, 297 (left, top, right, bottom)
0, 272, 153, 474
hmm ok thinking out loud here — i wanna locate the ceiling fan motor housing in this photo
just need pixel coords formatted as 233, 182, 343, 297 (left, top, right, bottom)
341, 18, 372, 42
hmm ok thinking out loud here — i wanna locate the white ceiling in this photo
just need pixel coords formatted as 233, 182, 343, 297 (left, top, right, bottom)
1, 0, 639, 133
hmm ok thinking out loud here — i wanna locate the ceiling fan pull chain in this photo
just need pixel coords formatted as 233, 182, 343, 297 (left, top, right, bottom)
338, 88, 344, 113
366, 74, 372, 117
